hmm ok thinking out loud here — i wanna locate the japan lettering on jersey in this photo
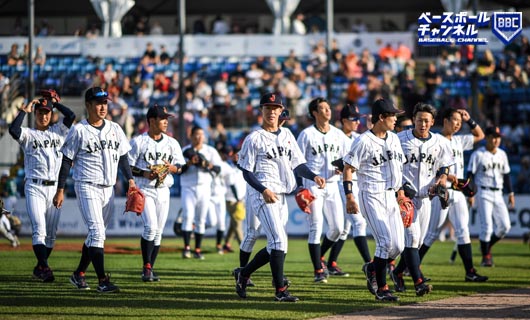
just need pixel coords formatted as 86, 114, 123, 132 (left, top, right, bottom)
467, 146, 510, 189
297, 125, 350, 182
398, 131, 454, 197
343, 130, 404, 193
238, 127, 305, 194
180, 144, 223, 187
446, 134, 474, 179
17, 123, 69, 180
128, 132, 185, 188
61, 119, 131, 186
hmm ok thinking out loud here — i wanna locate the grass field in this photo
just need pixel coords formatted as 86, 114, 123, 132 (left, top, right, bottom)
0, 237, 529, 320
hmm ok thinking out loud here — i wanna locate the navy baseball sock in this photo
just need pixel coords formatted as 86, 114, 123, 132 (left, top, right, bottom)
328, 239, 345, 266
76, 244, 91, 274
393, 254, 406, 275
402, 248, 422, 284
141, 237, 154, 266
320, 236, 334, 258
308, 243, 322, 271
457, 243, 474, 272
182, 231, 191, 248
151, 245, 160, 268
88, 246, 105, 281
194, 233, 204, 251
216, 230, 224, 247
46, 247, 53, 259
373, 256, 387, 289
242, 247, 269, 277
488, 234, 501, 253
418, 244, 430, 261
239, 250, 251, 267
270, 249, 285, 290
32, 244, 49, 268
353, 236, 371, 263
480, 240, 490, 256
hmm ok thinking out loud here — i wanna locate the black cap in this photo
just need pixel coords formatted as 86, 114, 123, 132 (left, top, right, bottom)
34, 98, 53, 111
372, 98, 404, 118
340, 104, 362, 120
260, 92, 284, 108
85, 87, 110, 102
485, 126, 502, 137
146, 105, 173, 120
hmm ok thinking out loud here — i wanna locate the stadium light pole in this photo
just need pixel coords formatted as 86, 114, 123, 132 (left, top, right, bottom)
27, 0, 35, 128
178, 0, 186, 143
325, 0, 333, 102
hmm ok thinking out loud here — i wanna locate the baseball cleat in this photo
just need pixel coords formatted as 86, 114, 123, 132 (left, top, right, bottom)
414, 282, 433, 296
390, 270, 406, 292
216, 245, 224, 255
142, 266, 154, 282
314, 270, 328, 283
97, 275, 120, 293
320, 260, 329, 278
182, 248, 192, 259
275, 288, 299, 302
223, 244, 234, 253
362, 262, 377, 295
70, 272, 90, 290
375, 285, 399, 302
193, 251, 205, 260
233, 267, 248, 298
480, 254, 494, 267
151, 270, 160, 282
328, 263, 350, 277
33, 267, 55, 283
465, 270, 488, 282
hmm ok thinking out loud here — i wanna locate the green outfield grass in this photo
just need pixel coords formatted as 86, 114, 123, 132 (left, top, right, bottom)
0, 237, 529, 320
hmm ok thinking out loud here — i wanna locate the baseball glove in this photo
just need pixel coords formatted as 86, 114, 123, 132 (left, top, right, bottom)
331, 158, 344, 172
397, 194, 414, 228
452, 177, 477, 197
124, 186, 145, 216
295, 188, 315, 214
148, 164, 170, 188
40, 89, 61, 103
430, 184, 450, 209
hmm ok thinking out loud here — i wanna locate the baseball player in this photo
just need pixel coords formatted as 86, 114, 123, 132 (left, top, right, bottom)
180, 126, 223, 260
233, 92, 325, 302
391, 102, 454, 296
128, 105, 185, 282
420, 108, 488, 282
342, 98, 405, 302
331, 105, 371, 275
296, 97, 350, 283
8, 95, 75, 282
467, 126, 515, 267
53, 87, 135, 293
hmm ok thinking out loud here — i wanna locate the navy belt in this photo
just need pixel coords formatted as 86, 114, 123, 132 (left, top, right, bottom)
84, 181, 112, 188
480, 186, 500, 191
32, 179, 56, 186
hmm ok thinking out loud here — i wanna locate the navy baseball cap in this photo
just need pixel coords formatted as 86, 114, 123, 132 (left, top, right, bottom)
485, 126, 502, 137
260, 92, 284, 108
146, 105, 173, 119
34, 98, 53, 112
279, 109, 291, 121
85, 87, 110, 102
372, 99, 404, 118
340, 104, 363, 121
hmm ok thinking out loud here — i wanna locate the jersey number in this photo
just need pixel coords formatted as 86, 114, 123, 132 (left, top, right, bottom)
112, 154, 118, 163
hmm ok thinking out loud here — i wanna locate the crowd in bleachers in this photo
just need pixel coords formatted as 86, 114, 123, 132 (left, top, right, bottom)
2, 35, 530, 194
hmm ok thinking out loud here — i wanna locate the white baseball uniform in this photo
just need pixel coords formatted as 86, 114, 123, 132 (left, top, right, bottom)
297, 125, 347, 244
467, 146, 511, 241
343, 130, 405, 260
128, 132, 185, 246
425, 134, 474, 246
338, 131, 368, 241
61, 119, 131, 248
238, 127, 305, 253
16, 122, 69, 247
180, 144, 223, 234
398, 130, 454, 248
206, 160, 232, 233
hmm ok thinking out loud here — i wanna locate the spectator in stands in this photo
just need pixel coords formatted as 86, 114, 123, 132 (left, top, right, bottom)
283, 49, 300, 72
359, 48, 375, 75
292, 13, 306, 35
18, 43, 29, 65
193, 17, 207, 34
150, 20, 164, 35
37, 19, 51, 37
135, 16, 149, 35
460, 44, 474, 64
143, 42, 158, 64
137, 81, 153, 108
309, 41, 327, 70
212, 15, 229, 34
510, 65, 528, 88
185, 88, 205, 114
153, 72, 171, 98
33, 45, 46, 66
159, 45, 171, 65
234, 76, 250, 127
351, 18, 368, 33
7, 44, 20, 66
346, 79, 364, 105
395, 42, 412, 71
343, 52, 362, 80
477, 49, 496, 77
85, 23, 100, 39
378, 43, 395, 61
195, 79, 213, 108
436, 50, 451, 77
423, 62, 442, 104
108, 89, 134, 139
519, 36, 530, 57
245, 63, 264, 88
103, 63, 117, 85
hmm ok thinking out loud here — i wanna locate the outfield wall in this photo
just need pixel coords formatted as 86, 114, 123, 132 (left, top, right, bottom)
12, 195, 530, 238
